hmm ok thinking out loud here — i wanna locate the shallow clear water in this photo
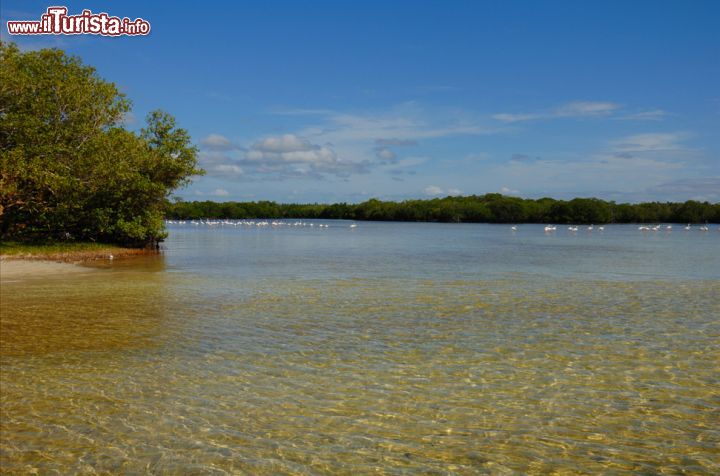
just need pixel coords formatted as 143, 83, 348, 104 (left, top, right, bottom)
2, 222, 719, 474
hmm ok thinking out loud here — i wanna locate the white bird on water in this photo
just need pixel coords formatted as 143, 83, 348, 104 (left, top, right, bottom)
544, 225, 557, 232
350, 224, 357, 228
511, 225, 517, 231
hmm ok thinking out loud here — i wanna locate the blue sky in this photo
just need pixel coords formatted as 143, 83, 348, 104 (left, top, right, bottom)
3, 1, 719, 203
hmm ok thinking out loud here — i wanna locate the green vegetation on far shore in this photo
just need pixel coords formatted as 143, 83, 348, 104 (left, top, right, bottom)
167, 195, 720, 225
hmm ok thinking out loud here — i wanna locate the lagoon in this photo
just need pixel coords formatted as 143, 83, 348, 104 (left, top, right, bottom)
1, 222, 719, 473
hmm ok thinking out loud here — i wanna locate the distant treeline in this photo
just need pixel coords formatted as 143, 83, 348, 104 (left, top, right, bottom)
167, 195, 720, 224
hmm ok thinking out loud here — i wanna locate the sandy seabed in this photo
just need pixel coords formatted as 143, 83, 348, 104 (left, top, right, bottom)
0, 259, 92, 281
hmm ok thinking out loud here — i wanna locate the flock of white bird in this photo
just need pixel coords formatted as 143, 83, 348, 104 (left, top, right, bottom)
165, 220, 358, 229
508, 224, 716, 233
164, 220, 716, 233
538, 224, 604, 232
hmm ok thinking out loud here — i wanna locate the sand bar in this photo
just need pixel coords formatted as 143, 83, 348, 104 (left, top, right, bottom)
0, 259, 92, 281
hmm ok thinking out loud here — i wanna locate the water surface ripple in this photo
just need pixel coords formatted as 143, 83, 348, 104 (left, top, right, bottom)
2, 223, 719, 474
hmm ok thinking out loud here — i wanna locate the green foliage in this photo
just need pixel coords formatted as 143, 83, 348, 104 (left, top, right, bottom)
167, 195, 720, 224
0, 42, 202, 245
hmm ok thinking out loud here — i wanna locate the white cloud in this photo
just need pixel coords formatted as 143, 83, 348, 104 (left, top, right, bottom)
192, 188, 230, 197
190, 102, 696, 199
424, 185, 444, 196
201, 134, 234, 151
212, 164, 244, 176
196, 132, 373, 181
268, 108, 334, 116
375, 147, 397, 161
421, 185, 461, 196
491, 113, 541, 123
250, 134, 315, 154
383, 156, 428, 177
281, 106, 505, 180
197, 150, 246, 178
493, 102, 669, 124
489, 145, 689, 199
375, 138, 418, 147
395, 157, 428, 167
239, 134, 370, 178
500, 186, 520, 195
299, 105, 503, 145
556, 101, 620, 116
493, 101, 622, 123
246, 134, 338, 166
464, 128, 703, 200
372, 137, 417, 164
617, 109, 669, 121
611, 132, 691, 152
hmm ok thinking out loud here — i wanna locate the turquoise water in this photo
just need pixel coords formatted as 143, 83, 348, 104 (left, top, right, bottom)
1, 222, 719, 474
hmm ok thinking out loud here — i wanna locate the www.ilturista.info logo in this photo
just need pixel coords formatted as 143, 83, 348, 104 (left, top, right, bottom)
6, 6, 151, 36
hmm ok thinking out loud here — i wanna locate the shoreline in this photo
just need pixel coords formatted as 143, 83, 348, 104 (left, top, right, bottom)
0, 259, 95, 280
0, 247, 154, 263
0, 247, 158, 281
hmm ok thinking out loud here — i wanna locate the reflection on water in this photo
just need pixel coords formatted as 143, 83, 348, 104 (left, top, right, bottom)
1, 223, 719, 474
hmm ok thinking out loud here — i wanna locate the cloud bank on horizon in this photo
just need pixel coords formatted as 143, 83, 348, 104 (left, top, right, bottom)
2, 0, 718, 203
